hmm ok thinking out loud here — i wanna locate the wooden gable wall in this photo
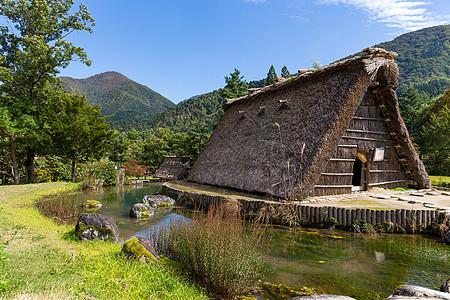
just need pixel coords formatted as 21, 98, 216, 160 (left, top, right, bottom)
313, 87, 412, 197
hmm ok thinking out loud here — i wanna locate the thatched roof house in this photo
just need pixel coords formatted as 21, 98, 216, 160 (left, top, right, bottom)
155, 156, 189, 181
188, 48, 431, 199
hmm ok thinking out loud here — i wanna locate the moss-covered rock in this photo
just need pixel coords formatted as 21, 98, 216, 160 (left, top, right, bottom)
82, 200, 102, 209
75, 213, 118, 242
121, 237, 160, 263
129, 203, 154, 218
142, 195, 176, 208
261, 282, 313, 300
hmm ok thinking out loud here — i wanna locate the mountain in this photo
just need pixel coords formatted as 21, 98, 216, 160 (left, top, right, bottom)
60, 72, 175, 122
112, 78, 269, 132
371, 25, 450, 96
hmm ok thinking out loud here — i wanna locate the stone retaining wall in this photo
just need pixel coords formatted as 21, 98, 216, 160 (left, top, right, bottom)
161, 183, 447, 234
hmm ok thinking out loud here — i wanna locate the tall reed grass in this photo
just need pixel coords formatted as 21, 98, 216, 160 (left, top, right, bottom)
148, 204, 268, 299
36, 191, 84, 223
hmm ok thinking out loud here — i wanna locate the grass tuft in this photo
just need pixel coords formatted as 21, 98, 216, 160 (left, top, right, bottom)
148, 204, 269, 299
36, 191, 85, 223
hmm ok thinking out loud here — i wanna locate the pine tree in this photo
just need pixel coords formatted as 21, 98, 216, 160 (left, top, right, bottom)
281, 65, 290, 77
220, 68, 249, 99
266, 65, 277, 86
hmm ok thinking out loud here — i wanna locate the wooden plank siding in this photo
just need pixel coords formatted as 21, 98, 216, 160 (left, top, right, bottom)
314, 90, 410, 196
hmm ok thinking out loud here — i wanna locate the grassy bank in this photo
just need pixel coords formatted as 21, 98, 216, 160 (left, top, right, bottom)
0, 182, 207, 300
430, 175, 450, 187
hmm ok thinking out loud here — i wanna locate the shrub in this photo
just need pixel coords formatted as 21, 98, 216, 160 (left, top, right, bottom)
80, 160, 118, 186
148, 204, 268, 299
35, 156, 73, 182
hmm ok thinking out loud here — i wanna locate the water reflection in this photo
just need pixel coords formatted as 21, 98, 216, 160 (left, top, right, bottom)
134, 212, 191, 238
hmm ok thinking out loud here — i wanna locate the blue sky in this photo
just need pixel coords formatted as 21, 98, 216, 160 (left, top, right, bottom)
59, 0, 449, 103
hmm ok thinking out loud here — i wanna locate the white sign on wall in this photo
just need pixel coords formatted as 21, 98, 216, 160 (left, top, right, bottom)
373, 148, 385, 162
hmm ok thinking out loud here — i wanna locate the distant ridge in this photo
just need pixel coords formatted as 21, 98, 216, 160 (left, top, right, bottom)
353, 24, 450, 96
60, 71, 175, 122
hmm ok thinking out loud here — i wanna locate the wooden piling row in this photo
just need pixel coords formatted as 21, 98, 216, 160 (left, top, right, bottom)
161, 183, 445, 234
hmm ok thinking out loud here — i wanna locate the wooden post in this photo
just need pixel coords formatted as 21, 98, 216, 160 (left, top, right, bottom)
337, 208, 343, 226
356, 209, 362, 224
342, 208, 347, 227
396, 209, 402, 229
366, 209, 372, 224
386, 210, 391, 224
376, 210, 381, 226
306, 205, 311, 225
346, 209, 352, 226
361, 209, 367, 223
401, 209, 407, 229
406, 210, 412, 232
310, 206, 315, 224
351, 209, 357, 225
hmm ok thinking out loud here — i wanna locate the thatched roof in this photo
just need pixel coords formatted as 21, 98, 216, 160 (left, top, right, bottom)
188, 48, 431, 199
155, 156, 189, 181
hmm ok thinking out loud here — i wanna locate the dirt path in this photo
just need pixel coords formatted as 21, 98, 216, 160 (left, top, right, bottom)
305, 188, 450, 211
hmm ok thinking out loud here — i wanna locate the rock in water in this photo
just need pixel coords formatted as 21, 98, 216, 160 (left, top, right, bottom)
82, 200, 102, 209
441, 278, 450, 293
142, 195, 176, 208
121, 237, 160, 263
75, 213, 118, 242
290, 295, 355, 299
390, 284, 450, 299
129, 203, 154, 218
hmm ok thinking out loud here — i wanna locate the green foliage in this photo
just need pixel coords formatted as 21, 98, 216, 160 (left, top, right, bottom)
108, 124, 211, 173
312, 61, 322, 70
184, 122, 210, 161
417, 90, 450, 175
81, 160, 118, 186
376, 25, 450, 92
248, 79, 266, 89
115, 91, 224, 133
35, 156, 72, 182
220, 68, 249, 99
266, 65, 277, 85
281, 65, 290, 77
44, 93, 115, 182
0, 0, 95, 184
324, 217, 339, 229
398, 86, 431, 136
148, 204, 268, 298
61, 72, 175, 122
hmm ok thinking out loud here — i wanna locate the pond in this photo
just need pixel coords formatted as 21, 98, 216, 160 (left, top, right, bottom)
74, 184, 450, 300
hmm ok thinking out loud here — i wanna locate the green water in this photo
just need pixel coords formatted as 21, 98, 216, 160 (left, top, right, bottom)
264, 228, 449, 299
75, 184, 450, 300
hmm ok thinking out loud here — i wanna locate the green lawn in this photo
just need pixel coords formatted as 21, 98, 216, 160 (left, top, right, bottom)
429, 175, 450, 186
0, 183, 207, 300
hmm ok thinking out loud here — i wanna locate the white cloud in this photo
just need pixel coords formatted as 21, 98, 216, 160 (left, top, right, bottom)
321, 0, 449, 31
244, 0, 266, 3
